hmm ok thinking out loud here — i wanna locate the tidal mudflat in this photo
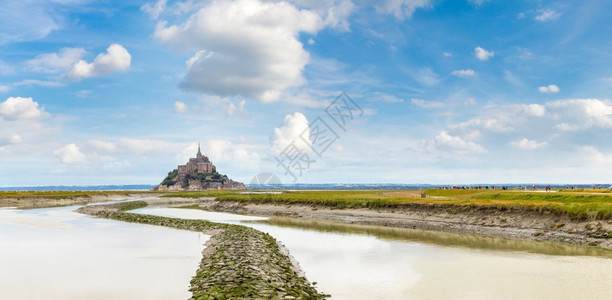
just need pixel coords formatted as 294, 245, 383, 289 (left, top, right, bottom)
0, 205, 205, 300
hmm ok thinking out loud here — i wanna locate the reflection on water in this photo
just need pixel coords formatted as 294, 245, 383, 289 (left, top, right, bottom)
0, 205, 206, 300
135, 207, 612, 300
257, 217, 612, 258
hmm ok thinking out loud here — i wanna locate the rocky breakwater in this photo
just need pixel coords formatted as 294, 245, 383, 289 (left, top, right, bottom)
77, 201, 327, 299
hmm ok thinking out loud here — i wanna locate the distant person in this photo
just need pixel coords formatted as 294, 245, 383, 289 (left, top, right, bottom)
532, 184, 536, 191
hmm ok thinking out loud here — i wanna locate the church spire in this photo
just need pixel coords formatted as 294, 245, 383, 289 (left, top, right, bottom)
197, 142, 202, 156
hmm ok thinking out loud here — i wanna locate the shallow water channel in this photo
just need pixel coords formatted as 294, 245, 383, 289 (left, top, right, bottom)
132, 207, 612, 300
2, 202, 611, 300
0, 204, 206, 300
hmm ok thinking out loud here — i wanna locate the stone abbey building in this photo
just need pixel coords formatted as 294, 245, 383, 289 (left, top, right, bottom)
178, 145, 216, 174
154, 144, 246, 191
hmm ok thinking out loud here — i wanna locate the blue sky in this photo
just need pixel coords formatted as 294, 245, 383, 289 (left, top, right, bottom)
2, 0, 612, 186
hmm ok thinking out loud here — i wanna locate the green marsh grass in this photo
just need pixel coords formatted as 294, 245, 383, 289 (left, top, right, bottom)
171, 189, 612, 220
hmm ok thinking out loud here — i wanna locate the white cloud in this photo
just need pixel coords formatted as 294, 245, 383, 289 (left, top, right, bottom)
371, 92, 404, 103
450, 117, 513, 132
142, 0, 167, 19
283, 91, 331, 108
0, 80, 64, 92
0, 0, 60, 43
26, 47, 86, 74
87, 140, 118, 153
271, 112, 311, 155
0, 134, 22, 147
548, 99, 612, 130
538, 84, 560, 93
174, 101, 188, 113
54, 144, 87, 164
12, 79, 63, 88
227, 99, 248, 117
0, 60, 14, 75
0, 97, 45, 121
435, 131, 486, 153
468, 0, 490, 5
155, 0, 325, 103
65, 44, 131, 81
451, 69, 475, 77
413, 67, 439, 86
511, 138, 548, 150
54, 142, 133, 171
374, 0, 430, 19
522, 104, 546, 117
504, 70, 523, 86
474, 46, 494, 61
411, 98, 445, 108
535, 9, 560, 22
291, 0, 354, 30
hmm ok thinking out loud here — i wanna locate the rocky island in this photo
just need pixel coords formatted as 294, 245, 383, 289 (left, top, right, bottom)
154, 144, 246, 191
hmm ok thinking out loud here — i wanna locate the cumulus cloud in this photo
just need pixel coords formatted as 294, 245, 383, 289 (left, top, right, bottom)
65, 44, 131, 81
474, 46, 494, 61
0, 97, 45, 121
174, 101, 188, 113
522, 104, 546, 117
435, 131, 486, 153
26, 47, 86, 74
511, 138, 548, 150
374, 0, 430, 19
451, 69, 475, 77
548, 99, 612, 130
538, 84, 560, 93
411, 98, 445, 108
155, 0, 325, 103
535, 9, 560, 22
54, 142, 133, 171
54, 144, 87, 164
271, 112, 311, 155
0, 97, 54, 152
0, 134, 22, 147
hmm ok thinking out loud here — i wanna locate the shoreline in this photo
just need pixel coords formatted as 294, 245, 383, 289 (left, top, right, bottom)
191, 198, 612, 249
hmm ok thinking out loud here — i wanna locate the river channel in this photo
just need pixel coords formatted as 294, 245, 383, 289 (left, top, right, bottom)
1, 201, 611, 299
133, 207, 612, 300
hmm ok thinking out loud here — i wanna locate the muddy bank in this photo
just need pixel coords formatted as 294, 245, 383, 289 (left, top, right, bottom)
77, 202, 327, 299
200, 199, 612, 249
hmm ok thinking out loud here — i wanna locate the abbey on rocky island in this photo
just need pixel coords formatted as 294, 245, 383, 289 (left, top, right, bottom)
154, 144, 246, 191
